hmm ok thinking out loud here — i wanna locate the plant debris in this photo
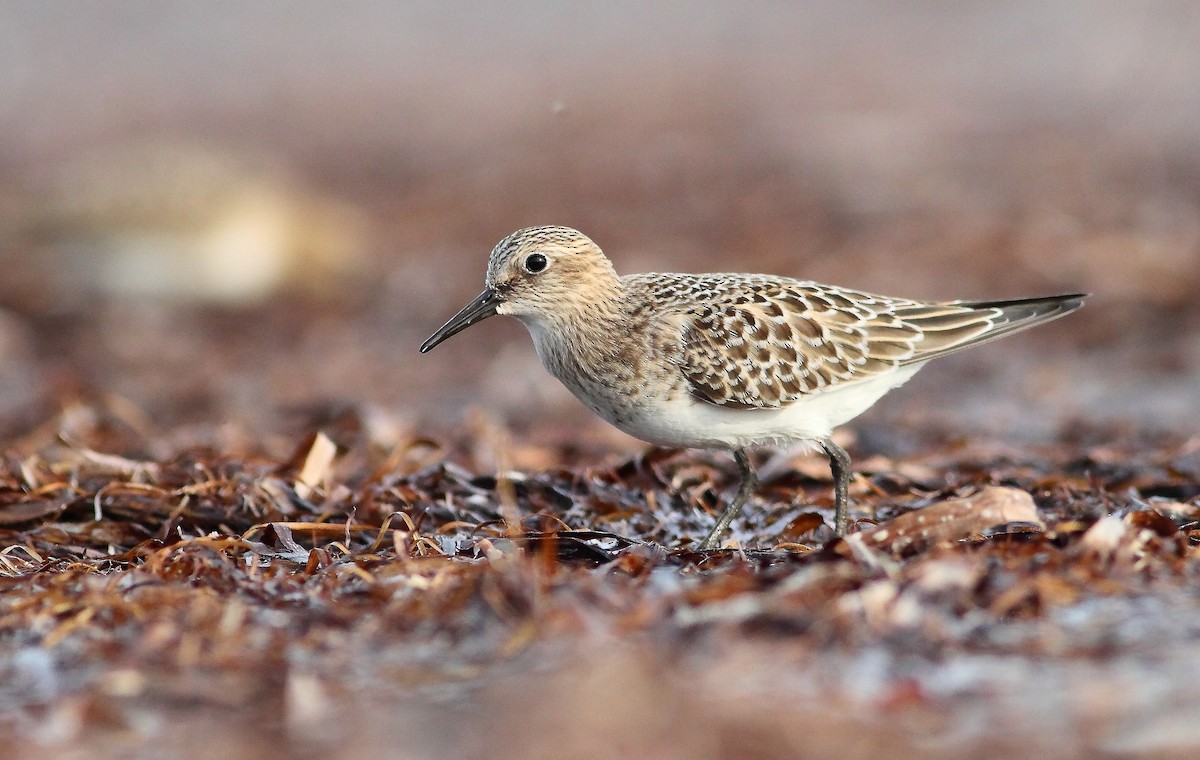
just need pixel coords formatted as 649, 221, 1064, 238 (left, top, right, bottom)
0, 406, 1197, 756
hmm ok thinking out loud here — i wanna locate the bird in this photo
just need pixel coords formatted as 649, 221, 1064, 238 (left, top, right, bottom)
420, 226, 1086, 549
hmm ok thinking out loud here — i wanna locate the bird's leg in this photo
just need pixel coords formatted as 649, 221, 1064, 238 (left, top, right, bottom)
820, 438, 853, 536
699, 448, 756, 550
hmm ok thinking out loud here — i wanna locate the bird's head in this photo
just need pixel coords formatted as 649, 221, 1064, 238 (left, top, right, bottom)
420, 226, 620, 352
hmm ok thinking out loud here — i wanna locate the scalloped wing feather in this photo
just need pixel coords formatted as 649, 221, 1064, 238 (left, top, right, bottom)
663, 277, 1082, 410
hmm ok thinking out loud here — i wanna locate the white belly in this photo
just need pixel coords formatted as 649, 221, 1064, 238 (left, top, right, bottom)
524, 314, 925, 450
594, 363, 926, 450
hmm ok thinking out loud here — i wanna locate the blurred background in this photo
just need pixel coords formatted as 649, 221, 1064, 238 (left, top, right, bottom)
0, 1, 1196, 457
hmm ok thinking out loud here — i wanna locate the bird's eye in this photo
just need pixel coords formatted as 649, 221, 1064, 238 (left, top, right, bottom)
524, 253, 548, 273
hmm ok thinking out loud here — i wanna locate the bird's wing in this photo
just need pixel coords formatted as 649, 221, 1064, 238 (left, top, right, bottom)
674, 279, 1081, 409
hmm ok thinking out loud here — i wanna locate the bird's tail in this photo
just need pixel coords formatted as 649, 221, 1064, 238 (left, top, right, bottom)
898, 293, 1088, 365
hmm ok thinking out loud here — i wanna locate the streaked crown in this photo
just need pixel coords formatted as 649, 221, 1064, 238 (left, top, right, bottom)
485, 226, 600, 280
485, 225, 621, 322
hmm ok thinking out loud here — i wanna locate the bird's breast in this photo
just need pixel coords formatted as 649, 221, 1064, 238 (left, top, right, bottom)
526, 319, 688, 428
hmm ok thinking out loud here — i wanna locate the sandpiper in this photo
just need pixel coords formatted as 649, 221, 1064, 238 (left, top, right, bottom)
420, 226, 1085, 548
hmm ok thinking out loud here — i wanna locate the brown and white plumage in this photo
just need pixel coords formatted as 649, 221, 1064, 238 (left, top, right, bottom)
637, 274, 1081, 410
420, 226, 1086, 547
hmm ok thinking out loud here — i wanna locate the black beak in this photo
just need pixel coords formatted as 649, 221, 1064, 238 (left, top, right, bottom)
419, 288, 501, 353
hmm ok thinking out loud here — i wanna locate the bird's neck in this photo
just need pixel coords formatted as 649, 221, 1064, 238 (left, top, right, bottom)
521, 281, 634, 381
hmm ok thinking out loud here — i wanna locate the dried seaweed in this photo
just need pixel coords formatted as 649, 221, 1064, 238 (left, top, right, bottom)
0, 408, 1197, 756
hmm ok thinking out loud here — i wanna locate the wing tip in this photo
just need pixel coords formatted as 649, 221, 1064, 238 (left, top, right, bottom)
898, 292, 1089, 366
963, 292, 1089, 314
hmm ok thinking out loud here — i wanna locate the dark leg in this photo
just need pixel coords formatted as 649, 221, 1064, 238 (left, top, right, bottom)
699, 449, 756, 550
821, 438, 852, 536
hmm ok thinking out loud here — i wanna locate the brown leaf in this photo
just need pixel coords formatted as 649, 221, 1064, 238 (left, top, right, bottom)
863, 487, 1043, 556
775, 511, 825, 541
295, 431, 339, 500
0, 498, 65, 525
1125, 509, 1178, 537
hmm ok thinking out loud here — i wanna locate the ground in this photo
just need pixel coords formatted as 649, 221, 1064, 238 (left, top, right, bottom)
0, 405, 1197, 758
